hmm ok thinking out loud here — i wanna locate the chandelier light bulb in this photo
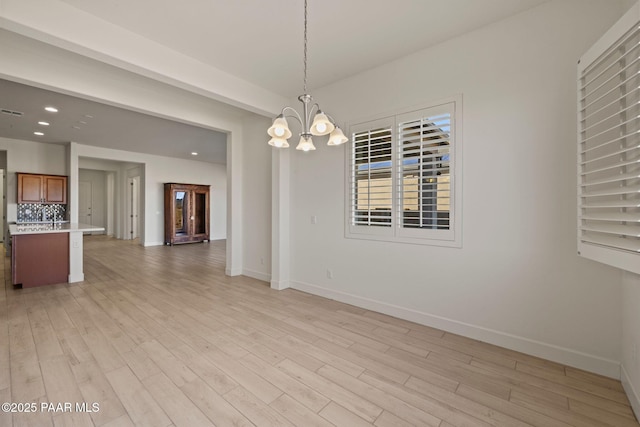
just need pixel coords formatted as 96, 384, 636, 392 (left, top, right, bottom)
269, 137, 290, 148
328, 127, 348, 146
310, 111, 334, 136
268, 115, 292, 140
296, 135, 316, 151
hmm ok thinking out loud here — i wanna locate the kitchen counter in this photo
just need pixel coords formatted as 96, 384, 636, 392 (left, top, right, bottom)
9, 222, 105, 287
9, 222, 104, 236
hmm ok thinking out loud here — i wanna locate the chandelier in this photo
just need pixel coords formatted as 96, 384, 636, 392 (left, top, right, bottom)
267, 0, 348, 151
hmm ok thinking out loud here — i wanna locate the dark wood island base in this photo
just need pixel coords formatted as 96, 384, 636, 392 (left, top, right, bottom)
12, 233, 70, 288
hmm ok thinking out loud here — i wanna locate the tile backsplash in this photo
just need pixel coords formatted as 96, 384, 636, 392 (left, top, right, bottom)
17, 203, 67, 223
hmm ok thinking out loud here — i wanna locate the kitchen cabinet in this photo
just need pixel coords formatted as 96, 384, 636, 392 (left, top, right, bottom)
12, 232, 69, 287
9, 222, 105, 287
17, 173, 68, 204
164, 183, 210, 245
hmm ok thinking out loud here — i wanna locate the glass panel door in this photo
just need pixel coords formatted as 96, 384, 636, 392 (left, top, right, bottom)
193, 192, 207, 235
174, 190, 188, 235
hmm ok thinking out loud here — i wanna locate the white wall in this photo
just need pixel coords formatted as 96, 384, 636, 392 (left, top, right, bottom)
241, 115, 272, 281
74, 144, 227, 246
287, 0, 629, 377
622, 272, 640, 415
0, 137, 67, 226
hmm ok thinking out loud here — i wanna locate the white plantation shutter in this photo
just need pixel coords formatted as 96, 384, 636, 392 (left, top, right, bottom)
349, 118, 394, 236
577, 3, 640, 273
346, 97, 462, 247
397, 105, 453, 241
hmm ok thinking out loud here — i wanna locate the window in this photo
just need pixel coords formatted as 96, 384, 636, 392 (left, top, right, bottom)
577, 4, 639, 274
347, 97, 462, 247
352, 122, 393, 228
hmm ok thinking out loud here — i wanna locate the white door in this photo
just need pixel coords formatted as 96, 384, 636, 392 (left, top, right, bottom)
128, 177, 140, 239
79, 181, 92, 228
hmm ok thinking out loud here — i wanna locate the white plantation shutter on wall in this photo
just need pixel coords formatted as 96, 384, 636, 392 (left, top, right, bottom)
398, 106, 453, 241
577, 3, 640, 274
350, 121, 393, 229
347, 98, 461, 247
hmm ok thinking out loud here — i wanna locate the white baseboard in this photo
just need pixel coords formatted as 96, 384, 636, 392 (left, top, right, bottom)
145, 240, 224, 247
291, 280, 621, 379
270, 279, 290, 290
622, 364, 640, 420
243, 268, 271, 283
226, 267, 243, 276
68, 273, 84, 283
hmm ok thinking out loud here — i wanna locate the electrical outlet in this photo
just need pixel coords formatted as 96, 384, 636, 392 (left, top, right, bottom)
260, 257, 264, 265
311, 215, 318, 224
327, 269, 333, 279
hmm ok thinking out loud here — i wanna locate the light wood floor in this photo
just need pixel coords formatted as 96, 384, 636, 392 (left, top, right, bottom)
0, 236, 637, 427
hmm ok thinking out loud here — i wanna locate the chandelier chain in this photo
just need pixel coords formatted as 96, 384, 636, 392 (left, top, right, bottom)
303, 0, 308, 94
266, 0, 348, 149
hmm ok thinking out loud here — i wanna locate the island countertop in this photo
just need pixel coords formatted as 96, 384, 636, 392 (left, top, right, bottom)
9, 222, 105, 235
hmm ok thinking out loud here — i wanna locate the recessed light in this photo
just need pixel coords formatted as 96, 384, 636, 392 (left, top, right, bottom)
72, 126, 81, 130
44, 106, 58, 113
78, 120, 87, 125
38, 121, 50, 126
191, 152, 198, 156
34, 131, 44, 136
84, 114, 94, 119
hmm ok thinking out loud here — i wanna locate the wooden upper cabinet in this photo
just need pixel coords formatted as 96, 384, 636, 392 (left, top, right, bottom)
17, 173, 68, 204
44, 175, 67, 204
18, 174, 44, 203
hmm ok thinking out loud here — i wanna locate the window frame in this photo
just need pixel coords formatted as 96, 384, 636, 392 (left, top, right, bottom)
345, 95, 463, 247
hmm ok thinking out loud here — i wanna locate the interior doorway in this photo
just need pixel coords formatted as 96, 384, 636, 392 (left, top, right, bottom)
79, 180, 92, 227
78, 169, 108, 235
78, 159, 144, 242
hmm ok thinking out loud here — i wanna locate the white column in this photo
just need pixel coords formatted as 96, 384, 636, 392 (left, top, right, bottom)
68, 230, 84, 282
270, 148, 290, 290
67, 142, 84, 282
225, 129, 243, 276
68, 142, 79, 223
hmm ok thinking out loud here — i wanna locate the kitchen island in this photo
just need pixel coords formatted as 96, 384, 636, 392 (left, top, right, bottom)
9, 222, 105, 287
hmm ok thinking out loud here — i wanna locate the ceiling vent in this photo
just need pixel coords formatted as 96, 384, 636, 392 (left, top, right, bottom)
0, 108, 24, 117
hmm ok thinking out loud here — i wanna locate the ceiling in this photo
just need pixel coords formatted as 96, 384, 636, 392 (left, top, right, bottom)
0, 79, 229, 164
0, 0, 550, 163
56, 0, 551, 98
